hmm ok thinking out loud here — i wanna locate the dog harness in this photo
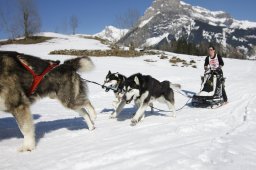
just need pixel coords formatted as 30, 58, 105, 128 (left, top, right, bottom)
18, 57, 59, 96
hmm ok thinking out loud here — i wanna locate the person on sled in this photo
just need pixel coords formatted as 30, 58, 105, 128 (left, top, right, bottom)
204, 45, 228, 103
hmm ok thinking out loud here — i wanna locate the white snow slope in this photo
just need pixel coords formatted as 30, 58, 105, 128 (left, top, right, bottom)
0, 33, 256, 170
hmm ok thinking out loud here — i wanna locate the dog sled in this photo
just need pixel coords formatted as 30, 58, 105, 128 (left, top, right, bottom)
191, 69, 226, 108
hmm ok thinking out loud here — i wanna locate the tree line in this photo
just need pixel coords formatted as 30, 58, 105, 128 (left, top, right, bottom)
155, 38, 249, 59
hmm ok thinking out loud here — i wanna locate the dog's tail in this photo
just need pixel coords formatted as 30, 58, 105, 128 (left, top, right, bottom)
63, 56, 94, 72
170, 83, 181, 91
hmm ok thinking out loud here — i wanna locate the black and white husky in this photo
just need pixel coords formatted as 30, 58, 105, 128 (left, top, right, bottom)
102, 71, 127, 118
123, 73, 181, 126
103, 71, 154, 119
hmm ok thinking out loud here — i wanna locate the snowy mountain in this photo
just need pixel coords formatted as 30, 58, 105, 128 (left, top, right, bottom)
118, 0, 256, 57
94, 26, 129, 42
0, 33, 256, 170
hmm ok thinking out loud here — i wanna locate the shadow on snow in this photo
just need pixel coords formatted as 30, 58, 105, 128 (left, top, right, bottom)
100, 106, 168, 122
0, 114, 88, 144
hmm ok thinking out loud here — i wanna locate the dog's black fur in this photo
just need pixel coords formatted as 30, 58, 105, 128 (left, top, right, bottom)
124, 73, 175, 104
123, 73, 180, 126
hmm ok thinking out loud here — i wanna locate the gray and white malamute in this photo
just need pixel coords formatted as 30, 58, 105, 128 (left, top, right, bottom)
123, 73, 181, 126
0, 51, 96, 151
102, 71, 127, 118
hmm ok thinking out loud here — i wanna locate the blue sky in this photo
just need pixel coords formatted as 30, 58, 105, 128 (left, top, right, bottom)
0, 0, 256, 39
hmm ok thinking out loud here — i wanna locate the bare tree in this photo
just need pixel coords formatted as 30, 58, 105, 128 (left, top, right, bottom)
115, 8, 141, 29
70, 15, 78, 35
0, 0, 40, 39
17, 0, 41, 38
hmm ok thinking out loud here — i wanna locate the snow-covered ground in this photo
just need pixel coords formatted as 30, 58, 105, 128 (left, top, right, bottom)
0, 33, 256, 170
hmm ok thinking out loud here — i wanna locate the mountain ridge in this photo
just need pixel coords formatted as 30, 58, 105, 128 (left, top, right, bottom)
118, 0, 256, 58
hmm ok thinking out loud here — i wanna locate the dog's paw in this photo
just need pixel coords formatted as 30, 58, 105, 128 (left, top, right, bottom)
18, 137, 36, 152
109, 112, 117, 119
130, 119, 138, 126
88, 125, 95, 131
109, 116, 116, 119
18, 145, 35, 152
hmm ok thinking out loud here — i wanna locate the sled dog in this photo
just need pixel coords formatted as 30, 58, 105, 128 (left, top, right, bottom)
123, 73, 180, 126
102, 71, 127, 118
0, 51, 96, 151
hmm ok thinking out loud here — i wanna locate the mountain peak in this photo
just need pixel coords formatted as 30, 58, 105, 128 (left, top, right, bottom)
118, 0, 256, 58
152, 0, 181, 10
141, 0, 181, 22
95, 26, 128, 42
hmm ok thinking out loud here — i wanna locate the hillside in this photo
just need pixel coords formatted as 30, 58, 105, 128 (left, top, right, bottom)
0, 33, 256, 170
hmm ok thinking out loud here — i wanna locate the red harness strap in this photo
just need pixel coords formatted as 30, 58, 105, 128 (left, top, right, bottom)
19, 60, 59, 96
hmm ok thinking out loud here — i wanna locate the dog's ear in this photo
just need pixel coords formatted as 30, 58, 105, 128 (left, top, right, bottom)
134, 76, 140, 85
108, 70, 111, 75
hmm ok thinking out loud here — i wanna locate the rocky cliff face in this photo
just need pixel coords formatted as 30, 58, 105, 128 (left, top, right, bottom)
118, 0, 256, 57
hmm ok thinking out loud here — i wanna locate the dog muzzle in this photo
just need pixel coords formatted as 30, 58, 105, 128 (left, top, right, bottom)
102, 84, 110, 92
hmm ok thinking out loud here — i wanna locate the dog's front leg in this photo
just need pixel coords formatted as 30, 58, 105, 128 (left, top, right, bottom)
112, 93, 121, 109
132, 100, 140, 116
112, 99, 119, 109
131, 104, 147, 126
12, 105, 36, 152
110, 99, 126, 118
